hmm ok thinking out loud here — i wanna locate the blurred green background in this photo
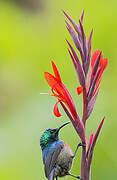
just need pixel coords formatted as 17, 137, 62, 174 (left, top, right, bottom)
0, 0, 116, 179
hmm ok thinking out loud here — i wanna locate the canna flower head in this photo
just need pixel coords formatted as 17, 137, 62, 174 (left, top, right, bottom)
44, 61, 78, 119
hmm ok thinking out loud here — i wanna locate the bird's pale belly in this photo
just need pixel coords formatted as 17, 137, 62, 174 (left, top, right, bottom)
54, 143, 74, 177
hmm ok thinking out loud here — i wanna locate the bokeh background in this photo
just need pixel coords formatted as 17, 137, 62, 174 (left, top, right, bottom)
0, 0, 116, 179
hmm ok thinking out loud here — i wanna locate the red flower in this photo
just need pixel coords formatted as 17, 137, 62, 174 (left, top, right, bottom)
77, 49, 108, 96
44, 61, 78, 119
91, 49, 108, 94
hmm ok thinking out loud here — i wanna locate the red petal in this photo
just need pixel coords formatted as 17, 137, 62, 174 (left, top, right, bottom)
77, 86, 83, 95
52, 61, 61, 82
99, 57, 108, 67
87, 131, 93, 156
103, 58, 108, 67
53, 101, 62, 117
99, 58, 108, 75
91, 50, 102, 68
89, 132, 93, 148
99, 58, 108, 80
44, 72, 57, 88
94, 58, 108, 94
45, 72, 69, 104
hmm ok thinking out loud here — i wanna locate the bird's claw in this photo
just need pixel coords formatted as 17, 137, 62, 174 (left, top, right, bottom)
67, 172, 83, 179
75, 175, 81, 179
75, 176, 84, 180
79, 142, 86, 147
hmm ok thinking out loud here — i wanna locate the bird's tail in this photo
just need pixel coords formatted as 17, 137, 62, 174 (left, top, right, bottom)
48, 168, 55, 180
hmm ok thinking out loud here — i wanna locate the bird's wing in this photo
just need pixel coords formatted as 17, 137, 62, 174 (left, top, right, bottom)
44, 141, 64, 178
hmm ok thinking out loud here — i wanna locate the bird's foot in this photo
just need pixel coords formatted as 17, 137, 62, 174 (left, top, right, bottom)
73, 142, 86, 158
66, 172, 82, 179
78, 142, 86, 147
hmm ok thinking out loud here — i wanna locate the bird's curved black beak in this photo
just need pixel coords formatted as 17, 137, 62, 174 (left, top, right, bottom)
56, 122, 71, 133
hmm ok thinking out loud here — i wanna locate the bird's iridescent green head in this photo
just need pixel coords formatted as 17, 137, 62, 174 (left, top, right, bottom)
40, 122, 70, 150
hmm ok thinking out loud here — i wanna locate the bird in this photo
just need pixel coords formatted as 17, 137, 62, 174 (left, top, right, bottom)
40, 122, 85, 180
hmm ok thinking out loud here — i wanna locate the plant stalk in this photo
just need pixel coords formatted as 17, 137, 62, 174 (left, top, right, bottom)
81, 87, 91, 180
